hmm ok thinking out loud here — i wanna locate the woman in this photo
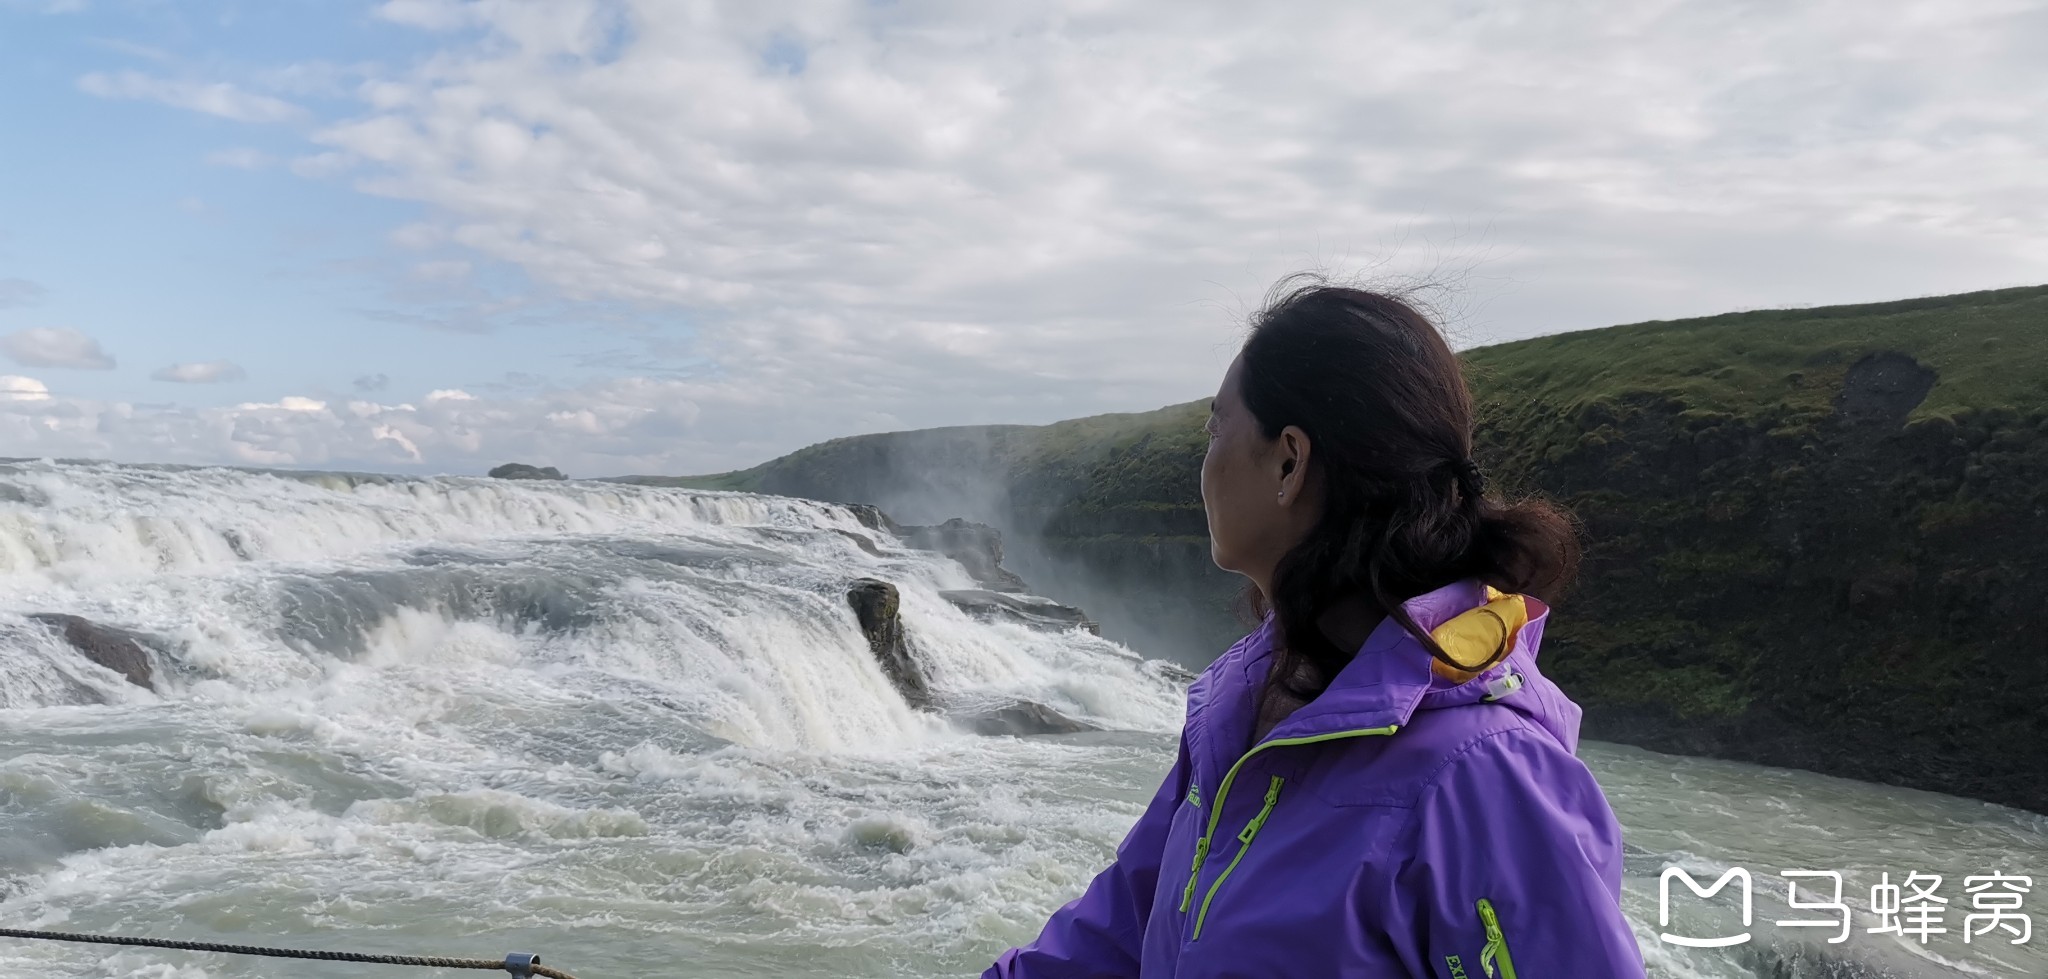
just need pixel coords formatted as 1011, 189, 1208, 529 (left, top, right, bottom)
983, 279, 1646, 977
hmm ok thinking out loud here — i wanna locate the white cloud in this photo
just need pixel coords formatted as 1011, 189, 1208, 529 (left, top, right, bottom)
0, 376, 51, 402
372, 423, 423, 461
31, 0, 2048, 476
289, 152, 356, 178
205, 147, 276, 169
373, 0, 476, 32
151, 361, 247, 384
274, 0, 2048, 466
78, 70, 306, 124
2, 327, 116, 370
234, 396, 328, 413
0, 375, 721, 475
412, 259, 472, 281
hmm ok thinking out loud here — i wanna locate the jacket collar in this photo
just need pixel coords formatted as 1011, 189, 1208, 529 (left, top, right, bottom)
1199, 579, 1550, 749
1259, 579, 1471, 741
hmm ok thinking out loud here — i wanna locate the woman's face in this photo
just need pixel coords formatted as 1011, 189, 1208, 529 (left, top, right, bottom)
1201, 353, 1315, 590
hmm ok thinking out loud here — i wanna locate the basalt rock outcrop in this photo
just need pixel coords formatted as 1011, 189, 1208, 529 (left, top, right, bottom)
844, 576, 1105, 736
488, 463, 567, 480
940, 589, 1098, 635
843, 503, 900, 535
899, 518, 1030, 593
846, 578, 934, 711
29, 613, 157, 691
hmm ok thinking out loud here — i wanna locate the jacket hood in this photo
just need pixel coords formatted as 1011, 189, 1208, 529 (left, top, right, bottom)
1239, 578, 1582, 753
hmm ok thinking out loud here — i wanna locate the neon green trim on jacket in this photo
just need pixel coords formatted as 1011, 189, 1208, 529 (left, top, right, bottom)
1192, 775, 1284, 939
1477, 897, 1519, 979
1178, 725, 1400, 920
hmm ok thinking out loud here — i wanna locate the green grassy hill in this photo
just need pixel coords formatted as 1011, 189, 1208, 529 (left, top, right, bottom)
623, 284, 2048, 812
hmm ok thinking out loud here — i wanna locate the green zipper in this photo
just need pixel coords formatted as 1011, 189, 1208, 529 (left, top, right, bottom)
1477, 898, 1519, 979
1191, 775, 1284, 938
1176, 724, 1401, 923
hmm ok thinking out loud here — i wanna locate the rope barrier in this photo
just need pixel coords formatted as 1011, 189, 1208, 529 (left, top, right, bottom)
0, 927, 579, 978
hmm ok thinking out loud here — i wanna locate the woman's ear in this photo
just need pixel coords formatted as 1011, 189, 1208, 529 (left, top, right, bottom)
1278, 425, 1311, 478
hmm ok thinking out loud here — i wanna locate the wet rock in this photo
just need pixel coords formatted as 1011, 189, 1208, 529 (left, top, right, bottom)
956, 700, 1099, 737
488, 463, 567, 480
841, 503, 901, 535
940, 589, 1098, 635
829, 528, 884, 556
900, 518, 1030, 592
843, 817, 917, 854
28, 614, 155, 690
846, 578, 934, 710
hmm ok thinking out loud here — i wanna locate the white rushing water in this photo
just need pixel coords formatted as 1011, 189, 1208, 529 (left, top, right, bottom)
0, 460, 2040, 978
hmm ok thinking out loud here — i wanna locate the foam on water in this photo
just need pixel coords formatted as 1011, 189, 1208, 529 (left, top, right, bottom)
0, 461, 2040, 978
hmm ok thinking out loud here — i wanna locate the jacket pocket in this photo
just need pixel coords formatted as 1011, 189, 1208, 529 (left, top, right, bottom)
1476, 897, 1520, 979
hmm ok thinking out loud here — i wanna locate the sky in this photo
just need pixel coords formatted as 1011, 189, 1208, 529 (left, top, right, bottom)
0, 0, 2043, 477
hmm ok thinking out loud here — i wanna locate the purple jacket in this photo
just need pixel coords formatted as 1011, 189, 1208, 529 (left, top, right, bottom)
984, 579, 1647, 978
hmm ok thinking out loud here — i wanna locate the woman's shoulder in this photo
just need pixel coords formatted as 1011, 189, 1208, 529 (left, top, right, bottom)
1304, 695, 1580, 809
1395, 707, 1604, 824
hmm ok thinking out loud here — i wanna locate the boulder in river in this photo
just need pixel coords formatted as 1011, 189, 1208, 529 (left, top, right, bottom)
846, 578, 935, 711
940, 589, 1098, 635
28, 613, 155, 690
488, 463, 567, 480
841, 503, 901, 535
955, 700, 1099, 737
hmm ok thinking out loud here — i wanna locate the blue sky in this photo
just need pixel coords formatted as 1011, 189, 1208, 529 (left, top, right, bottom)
0, 0, 2043, 476
1, 2, 681, 407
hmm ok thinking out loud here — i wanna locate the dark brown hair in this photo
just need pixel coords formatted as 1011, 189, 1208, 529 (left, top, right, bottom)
1235, 276, 1580, 703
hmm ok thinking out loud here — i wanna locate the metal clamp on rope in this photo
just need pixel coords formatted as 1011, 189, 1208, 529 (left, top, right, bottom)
503, 952, 540, 978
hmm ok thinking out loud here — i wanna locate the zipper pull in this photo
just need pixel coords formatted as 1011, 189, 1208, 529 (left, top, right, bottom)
1179, 836, 1212, 911
1236, 776, 1286, 843
1477, 898, 1514, 979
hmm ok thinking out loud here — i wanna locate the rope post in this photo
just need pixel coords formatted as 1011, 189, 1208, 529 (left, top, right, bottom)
502, 952, 539, 978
